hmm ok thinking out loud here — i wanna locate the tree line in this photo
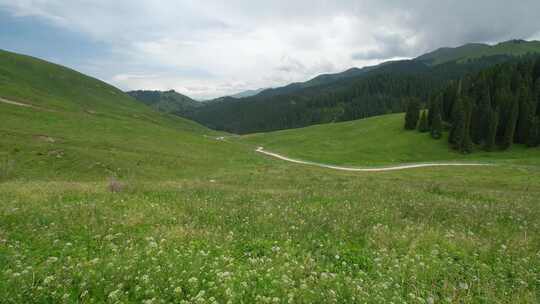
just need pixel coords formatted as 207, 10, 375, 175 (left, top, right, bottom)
404, 56, 540, 152
189, 56, 512, 134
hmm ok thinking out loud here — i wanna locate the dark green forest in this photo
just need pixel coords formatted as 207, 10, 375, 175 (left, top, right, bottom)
405, 56, 540, 152
188, 56, 514, 134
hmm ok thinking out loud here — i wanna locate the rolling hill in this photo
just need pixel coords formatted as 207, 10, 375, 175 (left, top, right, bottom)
1, 49, 539, 304
0, 49, 257, 181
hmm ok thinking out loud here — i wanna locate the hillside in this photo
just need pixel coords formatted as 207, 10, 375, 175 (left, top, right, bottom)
127, 89, 202, 116
416, 39, 540, 66
189, 55, 512, 134
257, 67, 371, 97
0, 49, 256, 181
1, 49, 539, 303
241, 113, 540, 166
186, 40, 540, 134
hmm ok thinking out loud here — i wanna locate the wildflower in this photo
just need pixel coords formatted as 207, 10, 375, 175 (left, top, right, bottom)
43, 275, 55, 285
47, 257, 59, 263
108, 289, 122, 300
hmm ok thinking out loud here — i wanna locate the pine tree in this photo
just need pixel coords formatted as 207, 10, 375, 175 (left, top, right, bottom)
418, 110, 429, 132
485, 108, 499, 151
449, 98, 465, 145
471, 86, 491, 144
427, 95, 437, 127
460, 97, 473, 154
502, 99, 519, 150
430, 98, 443, 140
404, 98, 420, 130
535, 78, 540, 115
527, 116, 540, 147
516, 85, 533, 144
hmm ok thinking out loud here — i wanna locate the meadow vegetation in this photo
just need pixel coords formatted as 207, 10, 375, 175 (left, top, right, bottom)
1, 49, 539, 303
1, 163, 539, 303
241, 113, 540, 167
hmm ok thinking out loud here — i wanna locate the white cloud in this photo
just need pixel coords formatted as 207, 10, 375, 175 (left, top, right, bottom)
2, 0, 540, 99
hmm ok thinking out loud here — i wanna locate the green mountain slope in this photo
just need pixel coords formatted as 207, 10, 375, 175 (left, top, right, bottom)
257, 67, 370, 97
241, 113, 540, 166
127, 89, 202, 115
416, 39, 540, 66
0, 49, 256, 181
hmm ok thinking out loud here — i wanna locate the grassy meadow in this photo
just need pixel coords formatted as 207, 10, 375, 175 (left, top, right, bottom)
1, 164, 539, 303
1, 49, 539, 303
241, 113, 540, 167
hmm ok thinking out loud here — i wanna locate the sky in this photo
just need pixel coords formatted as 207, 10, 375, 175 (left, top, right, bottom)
1, 1, 540, 100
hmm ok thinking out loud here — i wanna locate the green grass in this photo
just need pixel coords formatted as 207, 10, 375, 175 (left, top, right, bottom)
241, 113, 540, 167
1, 50, 540, 303
0, 49, 260, 181
1, 165, 539, 303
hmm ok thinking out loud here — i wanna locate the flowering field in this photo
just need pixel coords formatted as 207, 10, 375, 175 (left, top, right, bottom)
1, 163, 538, 303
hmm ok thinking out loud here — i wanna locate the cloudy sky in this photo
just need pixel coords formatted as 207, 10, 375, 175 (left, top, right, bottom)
1, 1, 540, 100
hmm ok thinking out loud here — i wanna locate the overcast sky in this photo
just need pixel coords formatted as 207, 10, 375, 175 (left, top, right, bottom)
1, 1, 540, 100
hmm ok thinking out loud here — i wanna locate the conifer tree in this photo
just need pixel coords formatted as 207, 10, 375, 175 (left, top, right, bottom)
516, 85, 533, 144
485, 109, 499, 151
449, 98, 466, 145
430, 97, 443, 140
427, 95, 438, 127
404, 98, 420, 130
502, 99, 519, 150
471, 87, 491, 144
527, 116, 540, 147
431, 113, 443, 139
418, 110, 429, 132
460, 97, 474, 153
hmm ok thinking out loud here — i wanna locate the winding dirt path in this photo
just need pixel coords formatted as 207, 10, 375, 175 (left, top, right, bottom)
255, 147, 490, 172
0, 97, 55, 112
0, 97, 32, 108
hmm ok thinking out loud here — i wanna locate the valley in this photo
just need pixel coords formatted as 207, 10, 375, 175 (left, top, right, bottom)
1, 40, 540, 303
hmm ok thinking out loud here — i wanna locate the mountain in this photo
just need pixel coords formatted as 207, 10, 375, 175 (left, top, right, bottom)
416, 39, 540, 66
127, 89, 202, 116
229, 88, 267, 98
0, 49, 250, 180
185, 39, 540, 134
243, 40, 540, 100
256, 67, 371, 97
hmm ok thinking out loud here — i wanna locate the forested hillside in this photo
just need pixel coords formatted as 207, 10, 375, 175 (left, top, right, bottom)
128, 90, 202, 116
405, 56, 540, 153
179, 40, 540, 134
190, 56, 512, 134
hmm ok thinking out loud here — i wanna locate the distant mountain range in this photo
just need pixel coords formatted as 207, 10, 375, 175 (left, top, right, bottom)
229, 88, 267, 98
255, 39, 540, 99
129, 39, 540, 134
416, 39, 540, 65
127, 90, 202, 116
